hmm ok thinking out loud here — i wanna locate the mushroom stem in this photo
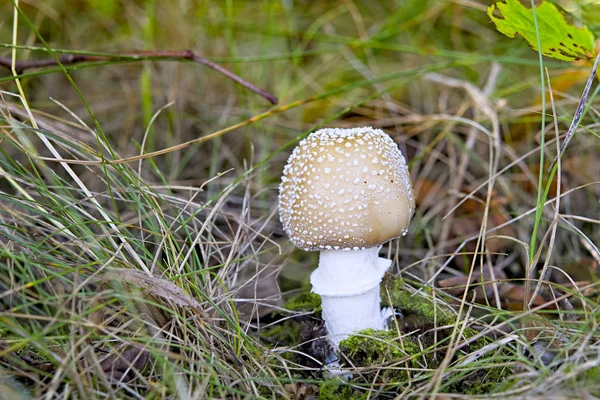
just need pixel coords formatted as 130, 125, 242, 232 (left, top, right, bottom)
310, 247, 392, 346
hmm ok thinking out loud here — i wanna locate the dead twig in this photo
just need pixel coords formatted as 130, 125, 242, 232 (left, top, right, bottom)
0, 50, 278, 104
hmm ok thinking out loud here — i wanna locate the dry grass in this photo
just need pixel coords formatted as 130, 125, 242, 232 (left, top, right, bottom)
1, 1, 599, 398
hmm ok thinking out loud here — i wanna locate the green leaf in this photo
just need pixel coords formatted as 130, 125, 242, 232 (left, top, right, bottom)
488, 0, 596, 62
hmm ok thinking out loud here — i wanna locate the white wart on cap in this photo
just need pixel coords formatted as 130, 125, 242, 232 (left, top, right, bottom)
279, 127, 414, 251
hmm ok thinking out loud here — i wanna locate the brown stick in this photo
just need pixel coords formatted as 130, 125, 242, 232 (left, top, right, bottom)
0, 50, 278, 104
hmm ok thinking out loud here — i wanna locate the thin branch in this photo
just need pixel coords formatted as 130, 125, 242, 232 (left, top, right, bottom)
0, 50, 278, 104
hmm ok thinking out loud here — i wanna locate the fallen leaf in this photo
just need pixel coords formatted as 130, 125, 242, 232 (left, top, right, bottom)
415, 178, 515, 259
438, 265, 548, 310
521, 314, 569, 366
501, 284, 547, 311
439, 266, 504, 306
488, 0, 595, 62
234, 265, 283, 320
451, 189, 514, 255
414, 177, 447, 212
100, 347, 148, 381
107, 269, 209, 320
438, 265, 507, 298
0, 342, 55, 374
555, 258, 600, 284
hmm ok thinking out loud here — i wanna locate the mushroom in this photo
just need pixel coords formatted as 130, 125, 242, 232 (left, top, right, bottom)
279, 127, 415, 346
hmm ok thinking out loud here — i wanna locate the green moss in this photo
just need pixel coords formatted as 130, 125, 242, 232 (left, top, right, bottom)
258, 290, 320, 349
336, 324, 512, 397
462, 379, 502, 395
572, 365, 600, 394
259, 319, 301, 349
339, 328, 420, 365
265, 278, 514, 397
258, 289, 320, 349
338, 327, 428, 389
580, 365, 600, 381
453, 366, 513, 395
318, 380, 363, 400
16, 344, 53, 366
0, 337, 54, 366
284, 291, 322, 313
383, 278, 453, 327
337, 279, 513, 396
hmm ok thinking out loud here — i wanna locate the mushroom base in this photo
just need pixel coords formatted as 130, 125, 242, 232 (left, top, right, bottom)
310, 247, 392, 346
320, 287, 391, 346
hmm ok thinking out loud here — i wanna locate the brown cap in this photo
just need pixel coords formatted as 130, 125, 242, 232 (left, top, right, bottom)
278, 127, 414, 251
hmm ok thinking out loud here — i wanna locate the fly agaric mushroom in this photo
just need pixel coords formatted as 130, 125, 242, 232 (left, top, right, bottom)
279, 127, 414, 346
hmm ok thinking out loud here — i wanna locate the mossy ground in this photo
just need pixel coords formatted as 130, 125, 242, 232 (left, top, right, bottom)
284, 291, 322, 313
0, 337, 55, 400
261, 278, 513, 398
0, 336, 54, 367
259, 288, 322, 347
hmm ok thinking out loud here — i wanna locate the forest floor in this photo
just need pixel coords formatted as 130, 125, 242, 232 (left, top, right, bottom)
1, 1, 599, 398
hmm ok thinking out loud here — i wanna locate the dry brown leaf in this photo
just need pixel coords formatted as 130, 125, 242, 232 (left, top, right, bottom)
100, 347, 148, 381
107, 269, 209, 319
452, 187, 514, 255
234, 265, 283, 321
522, 315, 565, 342
415, 178, 515, 256
414, 177, 445, 209
554, 258, 599, 284
438, 266, 548, 310
501, 284, 547, 311
439, 265, 507, 303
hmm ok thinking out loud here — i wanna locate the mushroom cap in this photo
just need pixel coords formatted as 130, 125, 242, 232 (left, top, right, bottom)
278, 127, 414, 251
